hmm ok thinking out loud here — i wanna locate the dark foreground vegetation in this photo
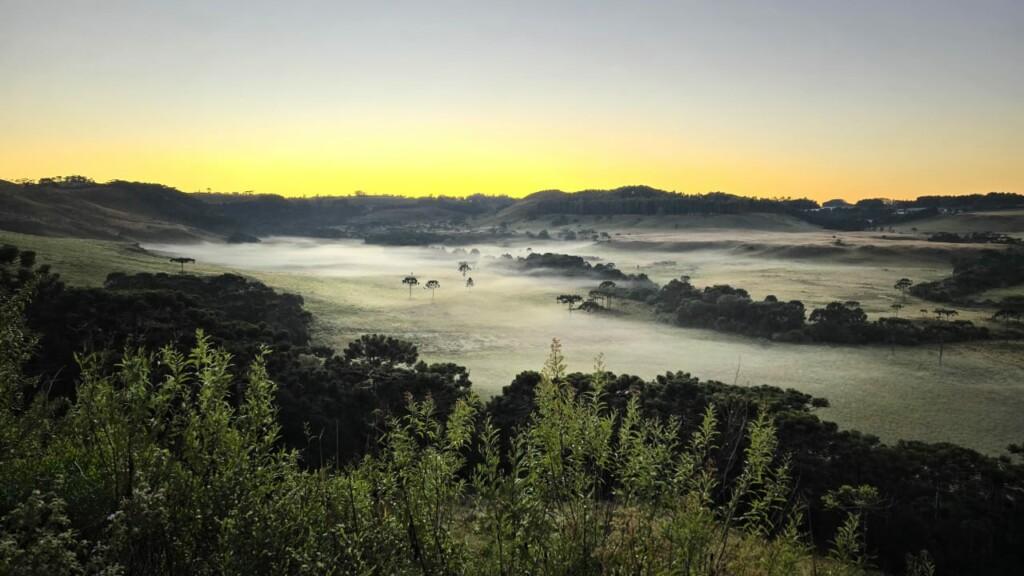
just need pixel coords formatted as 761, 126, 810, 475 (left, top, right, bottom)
2, 244, 1023, 574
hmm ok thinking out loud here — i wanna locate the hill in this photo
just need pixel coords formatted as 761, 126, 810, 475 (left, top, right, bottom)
0, 179, 233, 241
2, 177, 1022, 241
894, 210, 1024, 235
489, 185, 817, 223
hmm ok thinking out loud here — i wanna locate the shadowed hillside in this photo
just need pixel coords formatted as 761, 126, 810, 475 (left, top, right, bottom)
2, 178, 1022, 243
0, 178, 233, 241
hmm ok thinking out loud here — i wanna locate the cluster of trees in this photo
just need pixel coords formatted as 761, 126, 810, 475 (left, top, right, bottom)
651, 279, 807, 338
1, 246, 471, 466
4, 244, 1024, 573
910, 249, 1024, 303
617, 276, 996, 346
505, 251, 656, 286
486, 367, 1024, 575
994, 298, 1024, 325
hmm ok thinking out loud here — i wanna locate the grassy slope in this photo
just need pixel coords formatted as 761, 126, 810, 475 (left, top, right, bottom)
894, 210, 1024, 235
0, 231, 221, 286
0, 181, 227, 242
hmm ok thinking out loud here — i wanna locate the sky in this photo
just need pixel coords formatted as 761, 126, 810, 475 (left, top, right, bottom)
1, 0, 1022, 200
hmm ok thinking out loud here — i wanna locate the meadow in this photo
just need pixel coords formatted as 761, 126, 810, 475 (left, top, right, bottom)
8, 228, 1016, 454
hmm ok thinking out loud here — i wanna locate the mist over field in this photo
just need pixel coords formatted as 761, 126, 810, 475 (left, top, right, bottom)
4, 0, 1024, 571
145, 235, 1024, 454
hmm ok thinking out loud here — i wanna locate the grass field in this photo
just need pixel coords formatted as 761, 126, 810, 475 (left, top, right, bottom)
4, 229, 1024, 455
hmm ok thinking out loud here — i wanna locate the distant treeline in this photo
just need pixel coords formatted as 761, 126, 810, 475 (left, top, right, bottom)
518, 186, 818, 216
801, 193, 1024, 231
4, 244, 1023, 574
197, 191, 516, 235
5, 177, 1023, 238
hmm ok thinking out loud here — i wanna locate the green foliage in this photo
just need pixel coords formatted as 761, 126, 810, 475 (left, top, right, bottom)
3, 284, 848, 576
0, 491, 85, 576
6, 250, 1019, 574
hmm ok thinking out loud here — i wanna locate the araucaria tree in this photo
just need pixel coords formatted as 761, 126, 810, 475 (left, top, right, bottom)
169, 256, 195, 273
458, 261, 472, 277
894, 278, 913, 300
597, 280, 617, 309
402, 274, 419, 299
425, 279, 440, 301
556, 293, 583, 313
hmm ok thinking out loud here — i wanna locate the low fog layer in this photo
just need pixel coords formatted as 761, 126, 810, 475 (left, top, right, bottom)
145, 237, 1024, 454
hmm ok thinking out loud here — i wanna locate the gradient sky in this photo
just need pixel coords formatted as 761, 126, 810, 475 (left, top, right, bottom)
2, 0, 1022, 199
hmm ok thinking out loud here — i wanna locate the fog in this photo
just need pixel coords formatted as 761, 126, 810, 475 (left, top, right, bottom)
144, 236, 1024, 454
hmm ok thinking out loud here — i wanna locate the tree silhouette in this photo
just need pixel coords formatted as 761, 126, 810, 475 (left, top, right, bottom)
890, 303, 903, 317
894, 278, 913, 300
425, 279, 440, 302
457, 261, 472, 277
932, 308, 958, 365
556, 294, 583, 313
465, 277, 474, 289
597, 280, 617, 309
169, 257, 195, 273
402, 274, 419, 299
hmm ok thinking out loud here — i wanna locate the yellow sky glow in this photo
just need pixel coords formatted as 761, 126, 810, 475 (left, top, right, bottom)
2, 2, 1021, 200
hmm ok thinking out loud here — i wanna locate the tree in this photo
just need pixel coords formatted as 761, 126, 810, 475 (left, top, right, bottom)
555, 294, 583, 313
458, 261, 472, 277
932, 308, 958, 365
465, 277, 474, 289
894, 278, 914, 300
402, 274, 419, 299
343, 334, 419, 367
425, 279, 440, 302
597, 280, 617, 309
169, 257, 195, 273
890, 303, 903, 317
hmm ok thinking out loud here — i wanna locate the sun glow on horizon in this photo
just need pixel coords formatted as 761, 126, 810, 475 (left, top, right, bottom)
2, 1, 1021, 201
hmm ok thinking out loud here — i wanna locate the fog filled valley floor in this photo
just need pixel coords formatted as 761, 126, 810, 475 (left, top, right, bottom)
6, 227, 1022, 455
